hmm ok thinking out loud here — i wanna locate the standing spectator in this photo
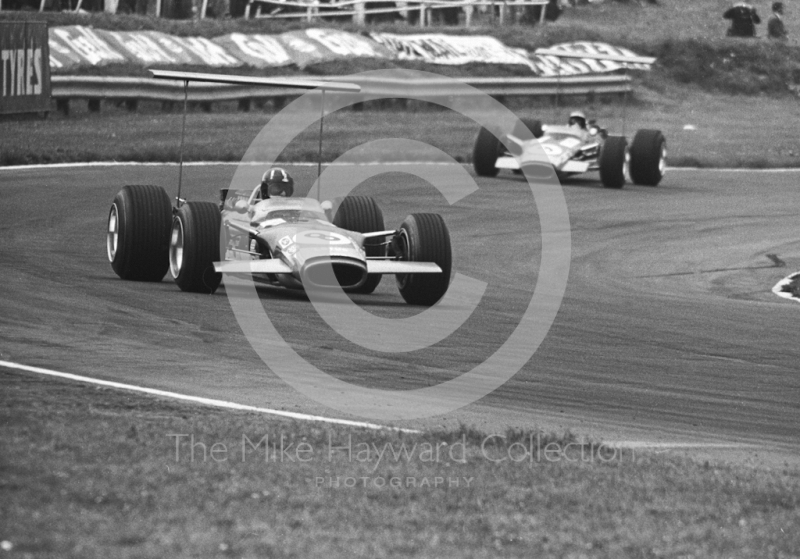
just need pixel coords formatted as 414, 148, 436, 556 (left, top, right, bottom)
723, 2, 761, 37
767, 2, 788, 40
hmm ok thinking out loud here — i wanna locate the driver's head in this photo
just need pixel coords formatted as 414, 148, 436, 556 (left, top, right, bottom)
568, 110, 587, 129
260, 168, 294, 198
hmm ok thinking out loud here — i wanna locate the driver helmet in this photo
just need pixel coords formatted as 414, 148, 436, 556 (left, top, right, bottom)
260, 168, 294, 198
568, 110, 587, 129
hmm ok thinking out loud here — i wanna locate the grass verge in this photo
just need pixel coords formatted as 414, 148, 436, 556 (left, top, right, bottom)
2, 84, 799, 168
1, 369, 799, 558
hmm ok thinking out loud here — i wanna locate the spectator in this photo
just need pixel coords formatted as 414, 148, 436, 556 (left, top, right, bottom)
767, 2, 788, 40
723, 2, 761, 37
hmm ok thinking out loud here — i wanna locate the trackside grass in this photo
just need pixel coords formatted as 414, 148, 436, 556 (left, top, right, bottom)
1, 370, 798, 558
2, 86, 799, 169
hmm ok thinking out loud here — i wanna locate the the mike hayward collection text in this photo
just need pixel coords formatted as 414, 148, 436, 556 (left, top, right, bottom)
167, 432, 632, 468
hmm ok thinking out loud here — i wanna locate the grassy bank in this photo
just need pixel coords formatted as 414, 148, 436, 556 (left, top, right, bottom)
3, 0, 800, 95
1, 370, 798, 558
2, 85, 799, 168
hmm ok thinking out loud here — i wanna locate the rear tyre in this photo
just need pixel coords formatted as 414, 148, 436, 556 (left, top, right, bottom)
629, 129, 666, 186
169, 202, 222, 294
472, 127, 501, 177
599, 136, 628, 189
514, 118, 544, 140
107, 184, 172, 281
332, 196, 385, 294
394, 213, 452, 306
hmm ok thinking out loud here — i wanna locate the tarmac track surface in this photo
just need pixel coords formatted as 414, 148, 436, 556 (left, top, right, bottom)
1, 164, 798, 464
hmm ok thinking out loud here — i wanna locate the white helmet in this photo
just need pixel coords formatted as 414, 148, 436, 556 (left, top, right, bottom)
568, 111, 587, 129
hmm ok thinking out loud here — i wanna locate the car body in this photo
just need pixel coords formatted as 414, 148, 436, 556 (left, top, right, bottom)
213, 186, 445, 296
497, 124, 603, 178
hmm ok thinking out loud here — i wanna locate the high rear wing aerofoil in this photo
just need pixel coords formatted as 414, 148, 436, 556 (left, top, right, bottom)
149, 70, 362, 92
531, 49, 656, 138
149, 69, 362, 205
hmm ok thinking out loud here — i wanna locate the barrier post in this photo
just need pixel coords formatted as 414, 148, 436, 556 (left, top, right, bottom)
354, 0, 365, 24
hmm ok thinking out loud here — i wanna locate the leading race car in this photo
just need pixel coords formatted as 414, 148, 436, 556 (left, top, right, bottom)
105, 70, 452, 306
472, 113, 667, 189
106, 181, 452, 306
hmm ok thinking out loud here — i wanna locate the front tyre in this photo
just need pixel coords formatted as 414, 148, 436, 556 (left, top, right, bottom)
599, 136, 628, 189
472, 127, 501, 177
169, 202, 222, 294
629, 129, 666, 186
107, 184, 172, 281
333, 196, 385, 294
394, 213, 452, 306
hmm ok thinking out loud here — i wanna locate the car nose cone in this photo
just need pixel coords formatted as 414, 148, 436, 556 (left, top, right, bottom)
301, 257, 368, 290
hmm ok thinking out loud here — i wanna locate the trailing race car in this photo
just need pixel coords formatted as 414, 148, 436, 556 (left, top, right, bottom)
472, 115, 667, 189
106, 70, 452, 306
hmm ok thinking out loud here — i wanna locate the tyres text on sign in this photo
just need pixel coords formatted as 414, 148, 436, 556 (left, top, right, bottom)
0, 21, 51, 115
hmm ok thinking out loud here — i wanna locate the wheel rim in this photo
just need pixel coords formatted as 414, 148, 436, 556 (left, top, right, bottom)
169, 217, 184, 279
107, 204, 119, 263
623, 147, 631, 182
395, 229, 411, 289
659, 143, 667, 176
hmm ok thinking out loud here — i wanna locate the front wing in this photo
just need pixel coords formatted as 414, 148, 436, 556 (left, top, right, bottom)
214, 260, 441, 275
496, 155, 591, 174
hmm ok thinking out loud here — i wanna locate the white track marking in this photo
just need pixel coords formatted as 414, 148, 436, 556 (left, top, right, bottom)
2, 162, 800, 172
665, 167, 800, 173
0, 161, 456, 171
772, 272, 800, 303
0, 360, 416, 432
0, 360, 769, 450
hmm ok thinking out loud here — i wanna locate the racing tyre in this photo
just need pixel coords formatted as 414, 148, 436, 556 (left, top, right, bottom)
514, 118, 544, 140
394, 213, 452, 306
472, 127, 501, 177
599, 136, 628, 189
332, 196, 385, 294
169, 202, 222, 294
629, 129, 666, 186
107, 184, 172, 281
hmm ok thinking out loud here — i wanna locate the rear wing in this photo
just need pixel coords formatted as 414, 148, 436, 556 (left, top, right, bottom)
150, 70, 362, 206
150, 70, 362, 92
532, 48, 656, 136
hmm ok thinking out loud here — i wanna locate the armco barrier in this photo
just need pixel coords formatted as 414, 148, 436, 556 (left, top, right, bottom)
50, 74, 631, 114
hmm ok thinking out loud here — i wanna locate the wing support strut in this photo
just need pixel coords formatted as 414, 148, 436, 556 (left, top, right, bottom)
177, 79, 188, 208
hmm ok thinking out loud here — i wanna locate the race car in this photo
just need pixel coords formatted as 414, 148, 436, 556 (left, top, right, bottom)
472, 115, 666, 189
105, 70, 452, 306
106, 182, 452, 306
